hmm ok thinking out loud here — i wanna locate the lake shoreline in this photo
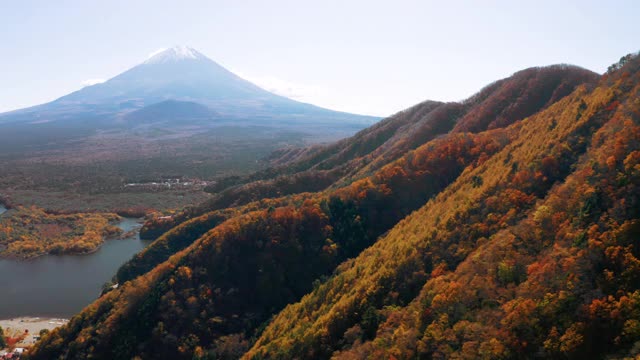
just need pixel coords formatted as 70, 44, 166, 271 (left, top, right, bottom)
0, 317, 69, 347
0, 216, 144, 261
0, 233, 138, 261
0, 217, 149, 320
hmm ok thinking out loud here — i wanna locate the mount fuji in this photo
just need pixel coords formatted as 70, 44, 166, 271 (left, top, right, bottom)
0, 46, 378, 150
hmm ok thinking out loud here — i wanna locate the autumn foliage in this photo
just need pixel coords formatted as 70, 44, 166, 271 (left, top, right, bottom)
26, 54, 640, 360
0, 206, 122, 259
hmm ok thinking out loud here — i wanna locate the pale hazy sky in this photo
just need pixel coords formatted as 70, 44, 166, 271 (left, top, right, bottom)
1, 0, 638, 116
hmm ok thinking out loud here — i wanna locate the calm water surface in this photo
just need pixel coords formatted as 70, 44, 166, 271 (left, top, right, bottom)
0, 215, 150, 318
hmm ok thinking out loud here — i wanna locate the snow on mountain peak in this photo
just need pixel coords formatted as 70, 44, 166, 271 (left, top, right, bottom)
144, 46, 205, 64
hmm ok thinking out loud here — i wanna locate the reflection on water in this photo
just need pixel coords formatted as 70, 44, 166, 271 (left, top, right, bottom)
0, 217, 150, 318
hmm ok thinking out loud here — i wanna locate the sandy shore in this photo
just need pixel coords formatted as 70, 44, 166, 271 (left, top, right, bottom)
0, 317, 68, 347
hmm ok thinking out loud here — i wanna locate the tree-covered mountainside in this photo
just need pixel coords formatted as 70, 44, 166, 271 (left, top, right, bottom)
140, 65, 597, 240
26, 54, 640, 360
248, 54, 640, 359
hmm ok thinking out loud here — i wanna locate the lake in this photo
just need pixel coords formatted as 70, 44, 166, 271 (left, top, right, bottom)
0, 215, 151, 318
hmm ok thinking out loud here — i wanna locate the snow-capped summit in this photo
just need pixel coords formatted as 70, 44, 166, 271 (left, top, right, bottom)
144, 46, 205, 64
53, 45, 276, 107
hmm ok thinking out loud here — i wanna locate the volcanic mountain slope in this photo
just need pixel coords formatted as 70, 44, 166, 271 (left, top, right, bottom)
26, 54, 640, 360
0, 46, 376, 127
0, 46, 377, 161
123, 100, 218, 125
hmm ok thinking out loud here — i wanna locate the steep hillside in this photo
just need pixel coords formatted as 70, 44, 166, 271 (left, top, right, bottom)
29, 125, 510, 360
141, 65, 597, 240
26, 56, 635, 360
247, 55, 640, 359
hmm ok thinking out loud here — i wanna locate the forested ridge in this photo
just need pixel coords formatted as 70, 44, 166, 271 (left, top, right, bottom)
139, 65, 596, 239
25, 54, 640, 359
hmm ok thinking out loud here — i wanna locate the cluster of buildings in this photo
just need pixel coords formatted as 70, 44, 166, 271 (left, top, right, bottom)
0, 348, 24, 359
124, 176, 209, 190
